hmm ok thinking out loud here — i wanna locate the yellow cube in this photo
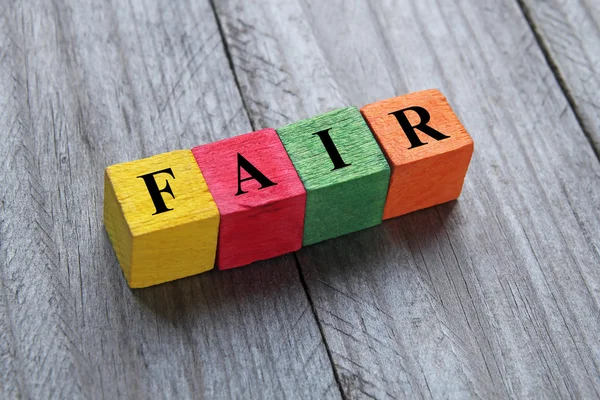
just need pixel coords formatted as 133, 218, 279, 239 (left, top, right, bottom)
104, 150, 220, 288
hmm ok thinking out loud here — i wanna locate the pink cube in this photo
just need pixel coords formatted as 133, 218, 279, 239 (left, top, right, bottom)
192, 129, 306, 270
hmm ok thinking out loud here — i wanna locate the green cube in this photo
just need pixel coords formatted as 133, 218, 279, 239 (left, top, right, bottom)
276, 107, 390, 245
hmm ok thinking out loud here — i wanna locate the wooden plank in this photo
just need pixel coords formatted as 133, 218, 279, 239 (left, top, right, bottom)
0, 0, 339, 398
213, 0, 600, 398
519, 0, 600, 154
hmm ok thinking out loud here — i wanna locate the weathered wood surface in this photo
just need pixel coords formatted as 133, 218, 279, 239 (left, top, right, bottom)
213, 0, 600, 398
520, 0, 600, 154
0, 0, 338, 398
1, 0, 600, 398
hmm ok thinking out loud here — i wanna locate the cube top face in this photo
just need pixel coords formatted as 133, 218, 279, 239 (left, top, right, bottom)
191, 129, 306, 216
276, 107, 389, 190
105, 150, 219, 237
360, 89, 473, 167
192, 129, 306, 270
277, 106, 390, 245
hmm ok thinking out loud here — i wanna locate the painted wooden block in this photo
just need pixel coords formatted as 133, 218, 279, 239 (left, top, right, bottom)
104, 150, 220, 288
276, 107, 390, 246
360, 89, 474, 219
192, 129, 306, 269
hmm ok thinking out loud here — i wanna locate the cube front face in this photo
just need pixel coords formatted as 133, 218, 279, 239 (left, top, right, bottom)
104, 150, 219, 288
361, 89, 474, 219
276, 107, 390, 245
192, 129, 306, 270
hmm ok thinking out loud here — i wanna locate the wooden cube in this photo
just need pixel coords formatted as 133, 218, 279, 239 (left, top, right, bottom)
192, 129, 306, 270
276, 107, 390, 246
360, 89, 474, 219
104, 150, 220, 288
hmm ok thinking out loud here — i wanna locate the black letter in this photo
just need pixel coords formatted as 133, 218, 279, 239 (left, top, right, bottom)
137, 168, 176, 215
389, 106, 450, 149
313, 129, 351, 171
236, 153, 277, 196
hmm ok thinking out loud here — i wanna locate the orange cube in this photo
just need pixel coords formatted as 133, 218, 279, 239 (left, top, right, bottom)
361, 89, 474, 219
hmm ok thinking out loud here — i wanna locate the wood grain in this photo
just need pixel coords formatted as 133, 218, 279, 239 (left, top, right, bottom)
213, 0, 600, 398
276, 107, 390, 246
0, 0, 339, 398
519, 0, 600, 154
3, 0, 600, 398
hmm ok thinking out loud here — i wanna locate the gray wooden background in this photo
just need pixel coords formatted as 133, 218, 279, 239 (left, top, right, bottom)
1, 0, 599, 398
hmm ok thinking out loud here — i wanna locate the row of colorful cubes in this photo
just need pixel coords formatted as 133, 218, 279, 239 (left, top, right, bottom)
104, 89, 474, 288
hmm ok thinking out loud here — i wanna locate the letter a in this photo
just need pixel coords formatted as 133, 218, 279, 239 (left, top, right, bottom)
235, 153, 277, 196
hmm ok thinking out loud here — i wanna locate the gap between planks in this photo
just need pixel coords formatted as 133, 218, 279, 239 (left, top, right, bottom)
515, 0, 600, 162
206, 0, 346, 396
